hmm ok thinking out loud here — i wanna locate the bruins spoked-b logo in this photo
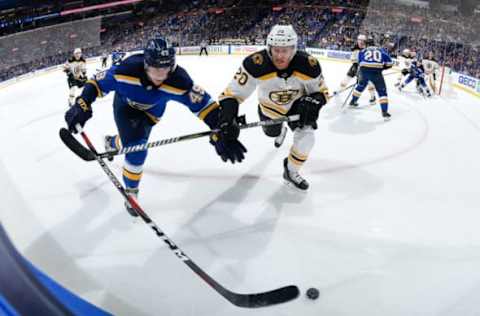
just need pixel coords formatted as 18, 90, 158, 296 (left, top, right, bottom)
269, 89, 299, 105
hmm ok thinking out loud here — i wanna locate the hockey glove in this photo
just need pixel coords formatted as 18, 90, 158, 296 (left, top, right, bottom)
290, 93, 326, 130
65, 97, 92, 133
210, 118, 246, 164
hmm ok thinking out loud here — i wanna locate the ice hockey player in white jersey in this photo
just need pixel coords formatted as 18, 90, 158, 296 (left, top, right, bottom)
421, 51, 440, 94
216, 24, 329, 190
340, 34, 376, 105
395, 48, 413, 87
63, 48, 87, 107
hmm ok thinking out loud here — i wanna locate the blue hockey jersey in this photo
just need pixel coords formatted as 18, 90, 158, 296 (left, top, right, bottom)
409, 60, 425, 78
82, 53, 219, 125
356, 47, 393, 70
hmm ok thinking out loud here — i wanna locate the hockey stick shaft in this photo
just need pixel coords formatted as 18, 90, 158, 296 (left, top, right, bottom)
340, 84, 355, 110
331, 71, 397, 97
63, 126, 299, 308
114, 114, 299, 156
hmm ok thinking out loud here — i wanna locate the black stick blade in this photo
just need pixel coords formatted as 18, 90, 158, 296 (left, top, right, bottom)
59, 128, 95, 161
227, 285, 300, 308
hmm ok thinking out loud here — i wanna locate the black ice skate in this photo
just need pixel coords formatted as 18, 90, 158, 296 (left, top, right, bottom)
274, 126, 287, 148
283, 158, 309, 190
349, 99, 359, 107
382, 111, 391, 122
124, 187, 139, 217
369, 95, 376, 105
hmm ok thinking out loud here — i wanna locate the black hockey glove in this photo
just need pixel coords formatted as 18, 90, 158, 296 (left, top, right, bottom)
210, 118, 247, 164
65, 97, 92, 133
401, 69, 410, 76
290, 93, 326, 130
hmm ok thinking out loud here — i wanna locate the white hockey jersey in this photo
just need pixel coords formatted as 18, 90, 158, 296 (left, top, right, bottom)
64, 56, 87, 80
398, 54, 413, 70
219, 49, 329, 119
422, 58, 439, 75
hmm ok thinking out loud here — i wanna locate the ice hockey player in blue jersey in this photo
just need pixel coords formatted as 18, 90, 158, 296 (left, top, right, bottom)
349, 37, 394, 121
64, 37, 246, 217
398, 59, 432, 97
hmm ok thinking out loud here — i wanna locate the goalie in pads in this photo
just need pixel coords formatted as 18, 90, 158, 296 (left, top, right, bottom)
421, 51, 440, 94
217, 24, 329, 190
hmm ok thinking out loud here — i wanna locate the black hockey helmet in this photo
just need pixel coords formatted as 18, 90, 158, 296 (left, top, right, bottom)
144, 37, 176, 69
366, 36, 375, 47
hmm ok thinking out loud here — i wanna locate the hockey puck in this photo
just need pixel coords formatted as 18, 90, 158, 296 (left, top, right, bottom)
306, 287, 319, 300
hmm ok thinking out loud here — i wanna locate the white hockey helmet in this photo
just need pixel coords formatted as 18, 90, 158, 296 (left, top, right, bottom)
402, 48, 411, 56
74, 48, 82, 57
267, 24, 298, 49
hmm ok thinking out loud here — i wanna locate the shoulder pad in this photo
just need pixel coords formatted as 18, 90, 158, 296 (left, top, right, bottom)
290, 51, 321, 79
242, 49, 276, 78
114, 54, 145, 77
163, 65, 193, 91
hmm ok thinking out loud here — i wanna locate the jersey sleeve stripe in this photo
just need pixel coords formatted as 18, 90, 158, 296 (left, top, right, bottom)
218, 88, 245, 103
198, 101, 220, 120
86, 79, 103, 97
114, 74, 142, 86
158, 84, 187, 95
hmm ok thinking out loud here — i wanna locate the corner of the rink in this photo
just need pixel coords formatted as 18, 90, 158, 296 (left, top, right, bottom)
0, 223, 113, 316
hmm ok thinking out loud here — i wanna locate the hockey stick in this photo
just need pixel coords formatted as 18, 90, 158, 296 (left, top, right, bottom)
340, 85, 355, 111
59, 126, 300, 308
61, 115, 300, 162
330, 71, 397, 97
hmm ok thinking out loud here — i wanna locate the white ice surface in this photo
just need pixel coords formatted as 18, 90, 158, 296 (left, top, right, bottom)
0, 55, 480, 316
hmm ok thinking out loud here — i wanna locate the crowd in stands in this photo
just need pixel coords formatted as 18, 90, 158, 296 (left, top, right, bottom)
1, 0, 479, 82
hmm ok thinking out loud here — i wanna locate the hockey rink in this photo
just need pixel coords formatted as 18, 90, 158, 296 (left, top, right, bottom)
1, 55, 480, 316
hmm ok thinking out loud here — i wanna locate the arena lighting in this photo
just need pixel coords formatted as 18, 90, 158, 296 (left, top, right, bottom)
60, 0, 143, 16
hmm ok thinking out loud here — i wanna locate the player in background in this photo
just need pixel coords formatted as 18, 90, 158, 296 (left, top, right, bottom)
101, 52, 108, 68
199, 40, 208, 56
340, 34, 376, 105
63, 48, 87, 107
395, 48, 413, 87
421, 51, 440, 94
398, 59, 432, 97
64, 37, 243, 216
216, 24, 329, 190
349, 37, 394, 121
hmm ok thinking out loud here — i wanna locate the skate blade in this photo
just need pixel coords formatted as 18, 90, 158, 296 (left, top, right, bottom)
283, 180, 308, 192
